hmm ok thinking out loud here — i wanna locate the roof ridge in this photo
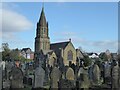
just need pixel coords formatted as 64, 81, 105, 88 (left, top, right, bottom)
50, 41, 69, 45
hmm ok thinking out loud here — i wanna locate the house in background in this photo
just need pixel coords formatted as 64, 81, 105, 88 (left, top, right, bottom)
88, 52, 99, 58
20, 48, 34, 60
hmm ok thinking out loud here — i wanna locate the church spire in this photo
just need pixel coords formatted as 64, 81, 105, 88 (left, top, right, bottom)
39, 4, 47, 27
35, 3, 50, 52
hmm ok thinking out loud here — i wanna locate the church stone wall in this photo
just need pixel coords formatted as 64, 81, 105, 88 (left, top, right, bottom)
63, 43, 76, 66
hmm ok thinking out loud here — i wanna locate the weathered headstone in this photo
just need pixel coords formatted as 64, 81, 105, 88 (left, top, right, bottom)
33, 65, 45, 88
88, 64, 94, 85
112, 60, 119, 89
9, 67, 24, 88
93, 63, 101, 85
5, 62, 13, 80
104, 61, 111, 84
50, 67, 61, 88
66, 67, 75, 80
77, 67, 90, 89
59, 67, 75, 89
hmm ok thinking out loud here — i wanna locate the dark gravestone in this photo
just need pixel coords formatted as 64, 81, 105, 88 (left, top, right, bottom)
9, 67, 24, 88
112, 60, 119, 89
104, 61, 111, 84
59, 79, 75, 89
23, 76, 27, 84
28, 78, 32, 85
33, 65, 45, 88
50, 67, 61, 88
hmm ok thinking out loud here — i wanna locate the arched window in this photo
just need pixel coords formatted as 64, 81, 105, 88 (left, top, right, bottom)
67, 50, 73, 60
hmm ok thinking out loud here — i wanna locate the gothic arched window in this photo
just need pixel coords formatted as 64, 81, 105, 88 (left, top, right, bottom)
67, 50, 73, 61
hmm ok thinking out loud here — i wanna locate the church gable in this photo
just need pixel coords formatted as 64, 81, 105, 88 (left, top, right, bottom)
63, 41, 76, 66
48, 51, 57, 67
50, 41, 69, 58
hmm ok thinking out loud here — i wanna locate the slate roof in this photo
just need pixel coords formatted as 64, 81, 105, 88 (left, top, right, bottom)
21, 48, 31, 52
50, 41, 70, 57
50, 41, 70, 50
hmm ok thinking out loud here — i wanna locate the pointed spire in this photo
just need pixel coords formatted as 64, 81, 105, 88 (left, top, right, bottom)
39, 3, 47, 27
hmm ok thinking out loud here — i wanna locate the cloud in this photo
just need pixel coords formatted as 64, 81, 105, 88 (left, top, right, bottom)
1, 9, 33, 32
91, 40, 118, 49
0, 8, 33, 41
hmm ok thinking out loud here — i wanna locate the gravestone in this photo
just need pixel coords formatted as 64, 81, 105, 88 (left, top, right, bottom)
9, 67, 24, 88
88, 64, 94, 85
50, 66, 61, 88
5, 62, 13, 80
59, 67, 75, 89
66, 67, 75, 80
33, 65, 45, 88
28, 78, 32, 85
77, 67, 90, 89
23, 76, 27, 84
111, 60, 119, 89
93, 63, 100, 85
104, 61, 111, 84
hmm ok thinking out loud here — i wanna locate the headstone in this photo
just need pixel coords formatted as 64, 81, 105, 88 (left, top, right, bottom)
23, 76, 27, 84
77, 67, 90, 89
50, 67, 61, 88
112, 60, 119, 89
93, 63, 101, 85
88, 64, 94, 85
9, 67, 24, 88
66, 67, 75, 80
33, 65, 45, 88
104, 61, 111, 84
5, 61, 14, 80
59, 79, 75, 89
59, 67, 75, 89
28, 78, 32, 85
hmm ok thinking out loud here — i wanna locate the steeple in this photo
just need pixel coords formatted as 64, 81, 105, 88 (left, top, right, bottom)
35, 4, 50, 53
39, 6, 47, 27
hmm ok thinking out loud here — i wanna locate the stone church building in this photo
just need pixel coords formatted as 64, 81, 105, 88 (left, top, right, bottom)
34, 7, 83, 68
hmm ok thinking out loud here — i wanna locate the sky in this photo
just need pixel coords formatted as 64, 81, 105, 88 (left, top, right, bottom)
1, 2, 118, 53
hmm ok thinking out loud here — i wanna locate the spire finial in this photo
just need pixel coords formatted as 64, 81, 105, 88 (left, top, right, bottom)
69, 38, 71, 42
42, 0, 44, 10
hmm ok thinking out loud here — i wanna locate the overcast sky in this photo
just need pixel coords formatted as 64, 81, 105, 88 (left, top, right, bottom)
1, 2, 118, 53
